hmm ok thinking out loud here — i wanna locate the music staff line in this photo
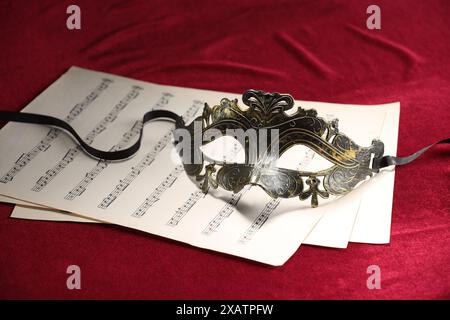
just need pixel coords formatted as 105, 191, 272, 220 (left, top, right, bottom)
64, 92, 174, 200
98, 101, 202, 210
131, 165, 184, 217
64, 121, 143, 200
202, 186, 250, 235
0, 78, 113, 184
238, 199, 280, 243
238, 149, 316, 243
165, 140, 244, 228
31, 85, 143, 192
167, 190, 206, 227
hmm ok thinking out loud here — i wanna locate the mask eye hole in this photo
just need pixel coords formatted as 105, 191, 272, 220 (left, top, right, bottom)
276, 145, 334, 172
200, 136, 246, 164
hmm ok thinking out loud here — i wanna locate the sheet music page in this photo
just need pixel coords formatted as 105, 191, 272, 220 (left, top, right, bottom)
0, 66, 399, 265
349, 103, 399, 244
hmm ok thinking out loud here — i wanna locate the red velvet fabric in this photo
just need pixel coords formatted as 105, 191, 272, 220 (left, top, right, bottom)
0, 0, 449, 299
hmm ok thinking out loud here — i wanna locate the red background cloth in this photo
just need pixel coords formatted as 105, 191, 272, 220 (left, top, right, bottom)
0, 0, 449, 299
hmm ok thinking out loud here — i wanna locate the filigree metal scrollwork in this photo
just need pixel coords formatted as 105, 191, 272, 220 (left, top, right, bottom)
175, 89, 385, 207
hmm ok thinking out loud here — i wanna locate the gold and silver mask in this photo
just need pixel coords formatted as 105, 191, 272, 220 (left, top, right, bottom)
175, 90, 385, 208
0, 89, 446, 208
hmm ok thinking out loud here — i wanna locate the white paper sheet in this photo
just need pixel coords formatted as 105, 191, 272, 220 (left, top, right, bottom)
0, 66, 399, 264
349, 107, 399, 244
10, 204, 100, 223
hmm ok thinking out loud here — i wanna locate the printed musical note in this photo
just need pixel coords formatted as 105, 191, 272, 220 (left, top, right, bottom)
30, 85, 143, 192
238, 199, 280, 243
166, 190, 206, 226
98, 101, 202, 209
202, 185, 250, 235
237, 148, 317, 243
131, 165, 184, 217
64, 92, 175, 200
64, 120, 143, 200
166, 137, 245, 229
0, 78, 113, 183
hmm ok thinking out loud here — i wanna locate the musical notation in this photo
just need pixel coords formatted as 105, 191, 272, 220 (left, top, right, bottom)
165, 136, 245, 229
0, 78, 113, 184
183, 100, 203, 121
202, 186, 250, 235
153, 92, 173, 109
239, 199, 280, 243
97, 132, 171, 209
64, 121, 143, 200
238, 148, 317, 243
31, 86, 143, 192
167, 190, 206, 227
64, 93, 174, 200
98, 101, 202, 210
131, 165, 184, 217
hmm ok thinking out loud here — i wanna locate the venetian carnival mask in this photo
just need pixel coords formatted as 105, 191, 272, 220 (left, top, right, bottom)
0, 89, 447, 208
174, 90, 385, 208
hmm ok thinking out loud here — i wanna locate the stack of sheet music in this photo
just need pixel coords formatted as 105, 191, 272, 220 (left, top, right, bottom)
0, 67, 400, 265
